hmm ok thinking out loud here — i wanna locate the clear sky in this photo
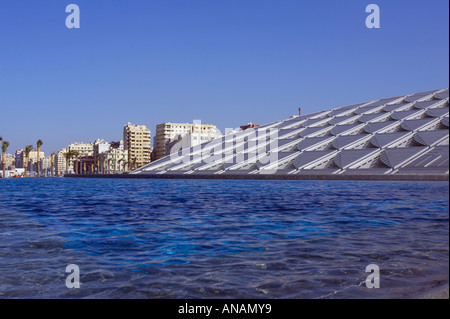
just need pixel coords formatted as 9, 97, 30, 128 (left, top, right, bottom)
0, 0, 448, 154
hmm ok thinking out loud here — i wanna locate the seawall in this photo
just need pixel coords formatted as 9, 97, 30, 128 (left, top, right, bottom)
64, 173, 449, 182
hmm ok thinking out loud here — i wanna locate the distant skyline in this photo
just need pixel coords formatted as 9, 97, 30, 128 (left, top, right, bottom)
1, 0, 449, 153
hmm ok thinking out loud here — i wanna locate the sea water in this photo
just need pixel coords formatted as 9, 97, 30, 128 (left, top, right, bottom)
0, 178, 448, 298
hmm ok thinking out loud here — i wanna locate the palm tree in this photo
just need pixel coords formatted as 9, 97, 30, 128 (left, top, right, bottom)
110, 141, 120, 174
101, 157, 107, 174
36, 139, 43, 177
64, 152, 71, 174
51, 153, 55, 177
74, 151, 80, 174
118, 158, 124, 173
123, 160, 129, 173
96, 155, 101, 174
2, 140, 9, 179
24, 145, 33, 177
107, 158, 112, 174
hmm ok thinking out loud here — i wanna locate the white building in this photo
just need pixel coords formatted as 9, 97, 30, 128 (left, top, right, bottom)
94, 140, 128, 174
55, 148, 68, 175
0, 168, 24, 178
133, 88, 450, 178
155, 121, 219, 159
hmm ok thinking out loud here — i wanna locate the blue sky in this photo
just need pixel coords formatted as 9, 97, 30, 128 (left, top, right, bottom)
0, 0, 448, 153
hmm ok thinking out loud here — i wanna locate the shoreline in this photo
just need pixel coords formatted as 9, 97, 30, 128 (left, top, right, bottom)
63, 173, 449, 182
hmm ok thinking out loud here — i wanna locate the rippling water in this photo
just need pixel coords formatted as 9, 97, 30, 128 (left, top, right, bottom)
0, 178, 448, 299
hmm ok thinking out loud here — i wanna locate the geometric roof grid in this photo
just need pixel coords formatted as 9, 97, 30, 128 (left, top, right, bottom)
414, 130, 449, 146
380, 147, 428, 169
133, 88, 450, 177
400, 118, 441, 132
370, 131, 412, 148
442, 117, 449, 128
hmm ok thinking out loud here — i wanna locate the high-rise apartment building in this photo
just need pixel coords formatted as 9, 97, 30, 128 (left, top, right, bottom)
69, 142, 94, 156
18, 150, 45, 173
0, 153, 14, 171
55, 148, 68, 175
154, 121, 218, 160
14, 150, 23, 168
40, 156, 53, 176
123, 123, 152, 170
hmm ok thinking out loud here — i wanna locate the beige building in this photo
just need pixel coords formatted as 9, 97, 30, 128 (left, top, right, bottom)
54, 142, 93, 175
69, 142, 94, 156
55, 148, 68, 175
14, 150, 23, 168
18, 150, 45, 174
0, 153, 15, 171
40, 156, 53, 176
93, 140, 129, 174
69, 142, 93, 174
154, 121, 218, 160
123, 123, 152, 170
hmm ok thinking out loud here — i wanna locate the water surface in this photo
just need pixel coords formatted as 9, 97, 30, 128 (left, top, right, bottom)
0, 178, 448, 298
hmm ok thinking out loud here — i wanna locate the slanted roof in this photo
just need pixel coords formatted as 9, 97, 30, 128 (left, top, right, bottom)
133, 88, 449, 178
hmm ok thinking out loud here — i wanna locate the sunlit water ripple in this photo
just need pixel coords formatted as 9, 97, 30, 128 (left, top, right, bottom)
0, 178, 448, 298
